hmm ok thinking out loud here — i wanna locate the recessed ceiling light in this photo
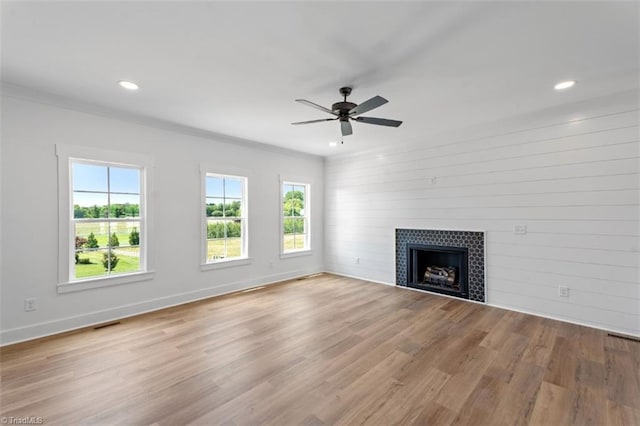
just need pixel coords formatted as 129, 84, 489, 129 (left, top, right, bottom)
554, 80, 576, 90
328, 142, 337, 147
118, 80, 139, 90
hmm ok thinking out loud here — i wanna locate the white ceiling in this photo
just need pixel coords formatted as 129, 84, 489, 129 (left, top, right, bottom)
2, 1, 638, 156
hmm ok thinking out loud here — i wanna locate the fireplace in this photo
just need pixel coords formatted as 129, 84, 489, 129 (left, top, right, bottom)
396, 229, 485, 302
406, 244, 468, 298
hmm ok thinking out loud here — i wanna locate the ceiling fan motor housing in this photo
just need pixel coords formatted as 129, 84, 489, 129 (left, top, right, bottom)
333, 86, 356, 116
332, 101, 357, 116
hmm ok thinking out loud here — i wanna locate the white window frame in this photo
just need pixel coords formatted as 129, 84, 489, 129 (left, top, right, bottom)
280, 178, 311, 257
56, 144, 154, 293
201, 167, 250, 270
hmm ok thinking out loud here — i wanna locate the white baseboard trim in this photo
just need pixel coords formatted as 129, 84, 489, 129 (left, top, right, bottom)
0, 268, 321, 346
485, 303, 640, 339
324, 271, 640, 338
323, 270, 394, 287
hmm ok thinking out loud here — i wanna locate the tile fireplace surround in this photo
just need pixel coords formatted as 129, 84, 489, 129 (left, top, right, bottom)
395, 228, 486, 302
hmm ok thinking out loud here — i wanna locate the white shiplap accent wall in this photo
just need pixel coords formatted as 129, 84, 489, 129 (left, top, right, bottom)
325, 95, 640, 336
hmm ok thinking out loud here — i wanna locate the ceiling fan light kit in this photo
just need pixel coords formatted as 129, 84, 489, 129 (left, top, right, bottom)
292, 86, 403, 137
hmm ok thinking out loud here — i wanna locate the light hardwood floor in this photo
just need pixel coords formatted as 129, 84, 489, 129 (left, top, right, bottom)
1, 274, 639, 425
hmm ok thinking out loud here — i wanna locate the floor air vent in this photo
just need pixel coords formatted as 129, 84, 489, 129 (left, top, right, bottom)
93, 321, 121, 330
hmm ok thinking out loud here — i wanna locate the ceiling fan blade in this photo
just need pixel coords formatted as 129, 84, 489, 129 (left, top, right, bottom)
291, 118, 338, 125
354, 116, 403, 127
295, 99, 338, 115
348, 95, 388, 116
341, 120, 353, 136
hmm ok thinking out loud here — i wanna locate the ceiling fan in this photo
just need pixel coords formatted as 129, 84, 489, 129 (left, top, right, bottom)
292, 87, 403, 137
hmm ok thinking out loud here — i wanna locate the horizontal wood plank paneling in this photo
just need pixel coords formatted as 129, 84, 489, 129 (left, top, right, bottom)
326, 110, 639, 170
489, 267, 638, 297
330, 159, 639, 194
327, 219, 638, 236
407, 174, 636, 196
325, 102, 640, 335
326, 128, 638, 180
487, 255, 637, 283
488, 278, 639, 315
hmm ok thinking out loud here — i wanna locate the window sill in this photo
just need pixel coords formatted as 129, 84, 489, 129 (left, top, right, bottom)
58, 271, 155, 294
280, 250, 312, 259
200, 257, 252, 271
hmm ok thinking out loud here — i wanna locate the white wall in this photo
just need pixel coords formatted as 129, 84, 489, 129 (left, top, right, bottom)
325, 90, 639, 336
0, 90, 324, 345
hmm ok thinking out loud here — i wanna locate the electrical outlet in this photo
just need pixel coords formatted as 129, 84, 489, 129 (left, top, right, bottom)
558, 286, 569, 297
24, 298, 36, 312
513, 224, 527, 235
355, 257, 360, 264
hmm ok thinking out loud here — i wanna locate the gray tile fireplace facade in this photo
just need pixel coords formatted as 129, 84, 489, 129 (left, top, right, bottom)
396, 228, 485, 302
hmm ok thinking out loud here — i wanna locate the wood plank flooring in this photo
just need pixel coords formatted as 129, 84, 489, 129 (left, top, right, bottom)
1, 274, 639, 425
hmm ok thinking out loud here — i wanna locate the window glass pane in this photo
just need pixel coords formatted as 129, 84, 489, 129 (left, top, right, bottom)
294, 234, 306, 250
110, 245, 140, 276
283, 186, 299, 217
108, 221, 138, 248
292, 218, 305, 233
206, 219, 226, 239
109, 167, 140, 194
283, 217, 295, 235
206, 176, 224, 197
74, 222, 107, 278
224, 200, 241, 218
226, 220, 242, 258
73, 192, 108, 218
106, 222, 140, 275
207, 239, 226, 261
73, 163, 107, 192
75, 221, 109, 248
110, 193, 140, 218
110, 193, 140, 205
294, 185, 305, 202
293, 191, 304, 217
225, 178, 243, 199
206, 198, 224, 217
296, 186, 306, 216
116, 221, 142, 248
75, 248, 110, 279
283, 197, 291, 217
283, 233, 295, 251
207, 219, 226, 261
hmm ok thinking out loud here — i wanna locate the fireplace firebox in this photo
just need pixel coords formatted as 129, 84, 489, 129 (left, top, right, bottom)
406, 244, 469, 299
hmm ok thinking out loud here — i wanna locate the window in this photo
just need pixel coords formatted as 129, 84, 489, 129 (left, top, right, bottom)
282, 181, 310, 253
204, 174, 247, 263
71, 160, 145, 281
56, 145, 153, 292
